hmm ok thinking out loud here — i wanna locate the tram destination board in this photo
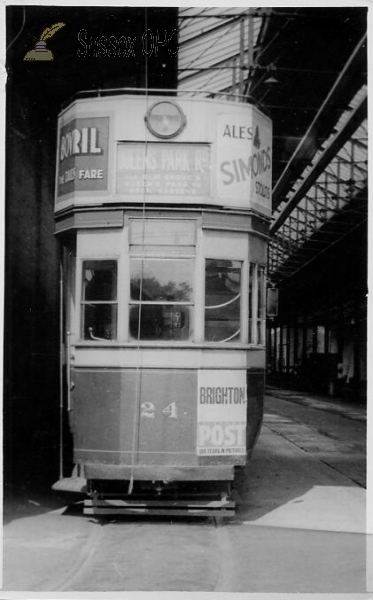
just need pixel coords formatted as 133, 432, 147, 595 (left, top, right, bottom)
116, 143, 211, 197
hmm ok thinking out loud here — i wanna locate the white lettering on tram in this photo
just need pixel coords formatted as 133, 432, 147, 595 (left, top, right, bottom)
78, 169, 104, 180
161, 149, 190, 171
198, 422, 246, 447
60, 127, 103, 161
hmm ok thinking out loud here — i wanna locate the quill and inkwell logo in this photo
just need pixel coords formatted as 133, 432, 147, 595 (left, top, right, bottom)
23, 22, 66, 61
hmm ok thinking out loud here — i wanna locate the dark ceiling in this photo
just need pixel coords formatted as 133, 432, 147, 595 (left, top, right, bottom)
6, 6, 178, 125
6, 5, 367, 215
173, 7, 367, 288
246, 7, 367, 210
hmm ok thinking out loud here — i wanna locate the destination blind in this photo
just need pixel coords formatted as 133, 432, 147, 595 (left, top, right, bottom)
116, 143, 211, 197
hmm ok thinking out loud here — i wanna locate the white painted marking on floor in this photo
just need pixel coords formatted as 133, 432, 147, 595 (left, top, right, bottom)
244, 485, 366, 534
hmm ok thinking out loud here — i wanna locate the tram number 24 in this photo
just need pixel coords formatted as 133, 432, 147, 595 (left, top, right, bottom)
141, 402, 178, 420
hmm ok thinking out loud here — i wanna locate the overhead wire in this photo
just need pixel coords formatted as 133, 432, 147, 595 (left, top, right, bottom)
128, 8, 150, 496
181, 17, 238, 72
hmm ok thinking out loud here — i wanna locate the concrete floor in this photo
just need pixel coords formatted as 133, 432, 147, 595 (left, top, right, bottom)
2, 388, 370, 594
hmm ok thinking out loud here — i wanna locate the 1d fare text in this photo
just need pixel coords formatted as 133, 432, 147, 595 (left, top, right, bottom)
58, 167, 104, 185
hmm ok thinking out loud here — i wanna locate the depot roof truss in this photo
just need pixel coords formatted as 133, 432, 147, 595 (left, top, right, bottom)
268, 83, 367, 282
177, 7, 272, 98
176, 9, 367, 285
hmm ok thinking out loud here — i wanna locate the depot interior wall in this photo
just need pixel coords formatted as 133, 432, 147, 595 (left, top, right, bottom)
5, 88, 61, 492
5, 4, 179, 495
266, 221, 367, 400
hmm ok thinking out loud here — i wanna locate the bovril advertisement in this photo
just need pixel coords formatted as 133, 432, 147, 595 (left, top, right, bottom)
217, 110, 272, 215
57, 116, 109, 197
197, 370, 247, 456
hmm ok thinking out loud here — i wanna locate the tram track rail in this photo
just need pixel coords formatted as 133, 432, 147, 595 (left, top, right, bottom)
4, 401, 365, 593
212, 516, 238, 592
37, 406, 365, 592
45, 518, 105, 592
42, 510, 237, 592
263, 418, 366, 489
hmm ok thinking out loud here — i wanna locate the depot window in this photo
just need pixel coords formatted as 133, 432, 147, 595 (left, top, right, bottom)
81, 260, 118, 340
129, 258, 194, 341
249, 264, 266, 345
204, 259, 242, 343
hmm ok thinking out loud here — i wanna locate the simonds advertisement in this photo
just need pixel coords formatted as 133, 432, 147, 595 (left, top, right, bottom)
217, 110, 272, 215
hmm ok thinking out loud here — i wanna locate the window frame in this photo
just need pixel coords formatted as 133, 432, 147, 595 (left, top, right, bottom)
249, 263, 266, 346
203, 258, 243, 344
128, 255, 195, 343
80, 259, 119, 342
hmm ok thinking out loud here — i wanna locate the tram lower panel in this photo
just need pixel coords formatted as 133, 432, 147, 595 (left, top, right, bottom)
63, 366, 264, 514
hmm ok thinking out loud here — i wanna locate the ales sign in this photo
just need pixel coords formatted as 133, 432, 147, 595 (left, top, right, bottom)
217, 111, 272, 215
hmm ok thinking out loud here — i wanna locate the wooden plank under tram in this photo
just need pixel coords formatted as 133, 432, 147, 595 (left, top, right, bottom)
84, 496, 235, 516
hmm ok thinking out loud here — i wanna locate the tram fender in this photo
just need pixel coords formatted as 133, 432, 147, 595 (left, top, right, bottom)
52, 476, 87, 493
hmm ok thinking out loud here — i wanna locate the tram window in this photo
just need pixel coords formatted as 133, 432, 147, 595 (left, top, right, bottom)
81, 261, 118, 340
249, 264, 266, 345
129, 259, 193, 341
204, 259, 241, 343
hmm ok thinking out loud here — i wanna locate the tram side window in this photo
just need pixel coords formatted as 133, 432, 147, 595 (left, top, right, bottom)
204, 259, 241, 342
129, 259, 193, 341
249, 264, 266, 345
81, 261, 118, 340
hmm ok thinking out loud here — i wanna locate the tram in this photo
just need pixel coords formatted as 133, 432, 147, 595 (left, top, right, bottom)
53, 90, 272, 516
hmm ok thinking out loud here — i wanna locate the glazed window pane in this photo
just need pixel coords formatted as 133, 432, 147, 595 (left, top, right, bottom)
83, 261, 117, 301
204, 259, 241, 342
130, 259, 193, 302
129, 305, 192, 341
249, 263, 266, 345
81, 261, 117, 340
130, 259, 193, 341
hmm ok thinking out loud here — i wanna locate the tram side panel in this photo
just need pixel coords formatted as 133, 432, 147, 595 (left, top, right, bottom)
246, 231, 267, 457
70, 363, 252, 481
71, 368, 198, 469
246, 362, 265, 458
